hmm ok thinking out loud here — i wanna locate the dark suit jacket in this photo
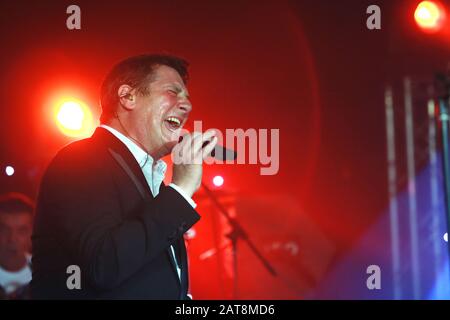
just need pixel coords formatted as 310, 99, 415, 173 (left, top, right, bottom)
31, 127, 200, 299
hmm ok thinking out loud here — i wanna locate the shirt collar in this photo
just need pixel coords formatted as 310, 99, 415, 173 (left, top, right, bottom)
99, 125, 167, 174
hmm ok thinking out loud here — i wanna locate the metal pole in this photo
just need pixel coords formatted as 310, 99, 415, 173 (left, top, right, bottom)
385, 85, 401, 299
438, 97, 450, 265
404, 77, 421, 299
428, 96, 443, 292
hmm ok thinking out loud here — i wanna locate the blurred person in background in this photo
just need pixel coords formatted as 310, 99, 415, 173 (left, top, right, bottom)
0, 192, 34, 299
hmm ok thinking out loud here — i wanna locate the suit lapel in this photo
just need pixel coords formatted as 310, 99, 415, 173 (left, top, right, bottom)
93, 127, 182, 287
108, 148, 147, 199
93, 128, 153, 198
178, 237, 188, 297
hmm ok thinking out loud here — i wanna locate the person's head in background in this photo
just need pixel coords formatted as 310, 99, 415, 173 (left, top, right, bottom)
0, 193, 34, 271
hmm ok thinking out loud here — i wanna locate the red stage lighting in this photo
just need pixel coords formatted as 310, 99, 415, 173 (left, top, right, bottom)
55, 98, 95, 138
213, 175, 224, 187
414, 1, 447, 32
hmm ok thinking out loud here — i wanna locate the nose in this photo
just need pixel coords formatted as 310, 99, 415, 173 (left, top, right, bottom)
178, 98, 192, 113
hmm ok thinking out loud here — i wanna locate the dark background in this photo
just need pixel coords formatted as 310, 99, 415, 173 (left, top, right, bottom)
0, 0, 449, 298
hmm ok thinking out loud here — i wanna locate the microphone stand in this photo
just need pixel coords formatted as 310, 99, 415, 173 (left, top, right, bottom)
201, 182, 277, 299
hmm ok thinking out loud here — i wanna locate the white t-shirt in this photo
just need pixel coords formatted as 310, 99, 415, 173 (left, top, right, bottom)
0, 256, 32, 295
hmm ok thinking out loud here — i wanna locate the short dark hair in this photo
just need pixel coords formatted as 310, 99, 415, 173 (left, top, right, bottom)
0, 193, 35, 216
100, 54, 189, 123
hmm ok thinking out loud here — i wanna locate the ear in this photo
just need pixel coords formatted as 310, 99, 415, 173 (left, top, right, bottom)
117, 84, 136, 111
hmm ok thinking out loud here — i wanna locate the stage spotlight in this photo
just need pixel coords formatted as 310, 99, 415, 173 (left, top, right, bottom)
213, 175, 224, 187
5, 166, 14, 176
414, 1, 446, 32
444, 233, 448, 242
55, 99, 95, 138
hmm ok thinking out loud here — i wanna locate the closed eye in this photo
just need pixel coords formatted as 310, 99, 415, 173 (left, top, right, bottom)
166, 85, 189, 99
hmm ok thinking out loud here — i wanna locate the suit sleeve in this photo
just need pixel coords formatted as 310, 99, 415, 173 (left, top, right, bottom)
36, 148, 200, 291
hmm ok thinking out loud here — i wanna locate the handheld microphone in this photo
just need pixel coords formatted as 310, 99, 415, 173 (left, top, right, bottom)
203, 140, 237, 161
178, 135, 237, 161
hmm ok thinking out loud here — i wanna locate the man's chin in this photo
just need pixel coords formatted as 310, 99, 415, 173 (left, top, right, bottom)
154, 138, 178, 159
165, 139, 178, 151
158, 127, 187, 156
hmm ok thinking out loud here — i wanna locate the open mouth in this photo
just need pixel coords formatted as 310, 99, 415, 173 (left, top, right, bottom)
164, 116, 183, 131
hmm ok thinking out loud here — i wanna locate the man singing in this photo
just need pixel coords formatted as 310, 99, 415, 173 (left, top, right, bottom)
31, 54, 218, 299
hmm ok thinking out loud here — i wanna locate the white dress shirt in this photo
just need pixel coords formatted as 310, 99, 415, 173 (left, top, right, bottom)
0, 254, 32, 295
100, 125, 196, 281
